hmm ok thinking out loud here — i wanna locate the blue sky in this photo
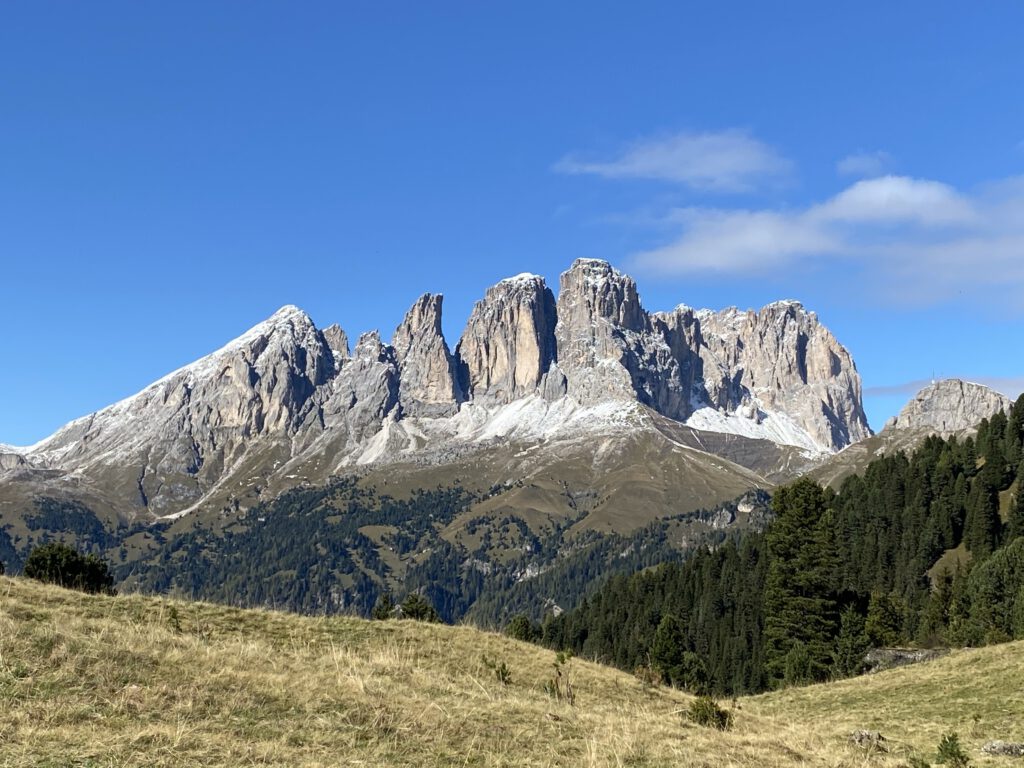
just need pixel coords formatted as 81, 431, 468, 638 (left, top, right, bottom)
3, 2, 1024, 445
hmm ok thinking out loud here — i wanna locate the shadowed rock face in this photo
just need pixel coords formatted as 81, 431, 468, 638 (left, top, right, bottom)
391, 294, 463, 417
885, 379, 1010, 434
693, 301, 871, 450
550, 259, 870, 451
456, 274, 557, 404
10, 259, 873, 518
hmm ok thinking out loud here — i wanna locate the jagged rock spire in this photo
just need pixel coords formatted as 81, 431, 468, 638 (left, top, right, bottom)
391, 294, 463, 417
457, 273, 557, 403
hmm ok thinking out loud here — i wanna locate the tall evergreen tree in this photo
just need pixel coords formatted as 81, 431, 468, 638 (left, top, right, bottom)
865, 591, 903, 646
763, 479, 839, 685
918, 570, 954, 646
964, 466, 1001, 557
833, 606, 869, 677
1008, 484, 1024, 544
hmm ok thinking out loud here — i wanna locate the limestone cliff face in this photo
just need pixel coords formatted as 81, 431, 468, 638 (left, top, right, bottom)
391, 294, 463, 417
0, 450, 28, 471
321, 324, 350, 363
695, 301, 871, 450
12, 259, 876, 518
456, 274, 557, 403
30, 306, 335, 513
886, 379, 1010, 434
320, 330, 400, 444
554, 259, 666, 406
549, 260, 869, 451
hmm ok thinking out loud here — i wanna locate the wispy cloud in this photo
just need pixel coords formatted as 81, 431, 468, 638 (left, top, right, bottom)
629, 174, 1024, 308
836, 150, 891, 177
863, 379, 937, 397
554, 130, 790, 193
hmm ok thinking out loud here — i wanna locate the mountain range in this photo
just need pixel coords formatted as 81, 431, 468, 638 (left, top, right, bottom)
0, 259, 1012, 618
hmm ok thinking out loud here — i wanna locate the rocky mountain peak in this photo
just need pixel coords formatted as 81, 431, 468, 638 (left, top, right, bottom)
7, 259, 881, 522
392, 294, 463, 417
322, 324, 350, 363
392, 294, 445, 353
559, 258, 646, 331
457, 274, 557, 403
886, 379, 1010, 434
690, 300, 870, 451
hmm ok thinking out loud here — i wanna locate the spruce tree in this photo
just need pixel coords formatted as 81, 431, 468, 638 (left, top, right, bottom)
1008, 485, 1024, 543
833, 606, 869, 677
371, 591, 394, 620
964, 466, 1001, 557
763, 479, 839, 685
865, 591, 903, 647
650, 613, 687, 685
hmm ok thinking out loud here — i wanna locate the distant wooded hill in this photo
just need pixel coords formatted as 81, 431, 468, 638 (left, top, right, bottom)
537, 394, 1024, 695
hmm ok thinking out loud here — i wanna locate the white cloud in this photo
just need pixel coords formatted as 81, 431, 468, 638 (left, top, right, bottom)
633, 208, 837, 273
836, 150, 891, 177
811, 176, 976, 226
628, 174, 1024, 307
554, 129, 790, 193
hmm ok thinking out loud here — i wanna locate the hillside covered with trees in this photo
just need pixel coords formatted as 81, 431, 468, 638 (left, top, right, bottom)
537, 395, 1024, 695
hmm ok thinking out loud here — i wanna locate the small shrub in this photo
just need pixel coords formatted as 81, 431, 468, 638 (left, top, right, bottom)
544, 651, 575, 706
686, 696, 733, 731
481, 655, 512, 686
399, 592, 441, 622
371, 592, 395, 620
634, 661, 662, 689
506, 613, 538, 642
23, 542, 115, 595
936, 732, 970, 767
167, 605, 182, 633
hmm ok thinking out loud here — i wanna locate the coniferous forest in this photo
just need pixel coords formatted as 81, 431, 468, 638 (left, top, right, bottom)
537, 394, 1024, 695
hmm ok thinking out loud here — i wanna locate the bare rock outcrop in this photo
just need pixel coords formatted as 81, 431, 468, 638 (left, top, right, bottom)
456, 274, 557, 403
695, 301, 871, 450
30, 305, 335, 513
391, 294, 463, 417
320, 330, 400, 444
553, 259, 689, 416
982, 741, 1024, 757
886, 379, 1010, 434
551, 260, 869, 451
0, 449, 28, 471
7, 259, 877, 519
321, 324, 350, 364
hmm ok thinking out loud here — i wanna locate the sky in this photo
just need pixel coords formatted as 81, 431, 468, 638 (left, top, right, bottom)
3, 2, 1024, 445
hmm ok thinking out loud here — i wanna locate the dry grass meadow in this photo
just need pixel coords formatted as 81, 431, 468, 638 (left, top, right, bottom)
0, 576, 1021, 767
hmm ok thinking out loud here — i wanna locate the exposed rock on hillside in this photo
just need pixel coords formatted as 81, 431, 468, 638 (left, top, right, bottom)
8, 259, 872, 519
456, 274, 557, 403
391, 294, 463, 417
885, 379, 1010, 435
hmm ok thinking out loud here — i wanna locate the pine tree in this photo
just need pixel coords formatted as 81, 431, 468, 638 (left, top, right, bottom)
1006, 394, 1024, 468
918, 570, 954, 646
964, 466, 1001, 557
650, 613, 687, 685
1008, 484, 1024, 543
833, 606, 869, 677
865, 591, 903, 647
763, 479, 839, 685
371, 591, 394, 620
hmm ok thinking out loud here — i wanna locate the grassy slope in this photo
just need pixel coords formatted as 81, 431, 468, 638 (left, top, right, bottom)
1, 578, 1021, 767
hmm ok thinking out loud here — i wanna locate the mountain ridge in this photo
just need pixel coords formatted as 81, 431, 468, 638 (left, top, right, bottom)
2, 261, 1015, 533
